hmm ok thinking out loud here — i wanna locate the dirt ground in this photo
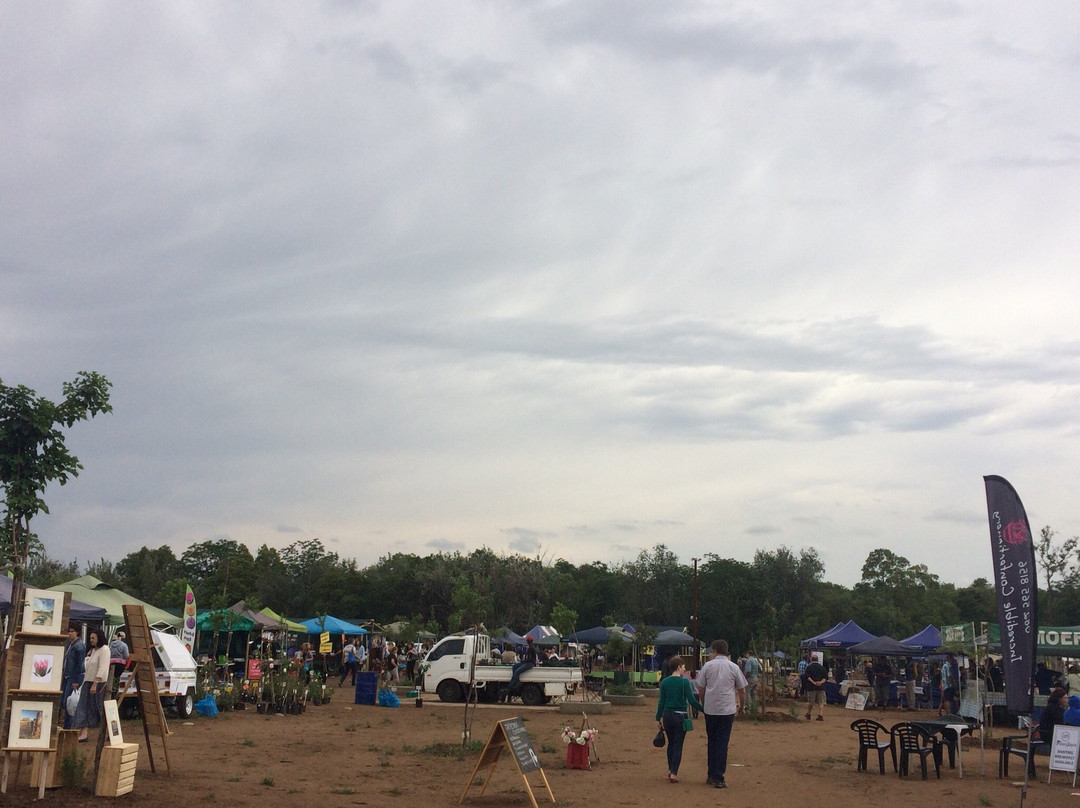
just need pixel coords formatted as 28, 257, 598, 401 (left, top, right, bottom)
4, 694, 1077, 807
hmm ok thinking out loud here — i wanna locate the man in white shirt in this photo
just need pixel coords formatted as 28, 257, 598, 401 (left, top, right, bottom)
696, 639, 747, 789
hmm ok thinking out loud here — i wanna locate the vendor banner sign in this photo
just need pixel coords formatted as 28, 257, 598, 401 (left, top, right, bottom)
987, 624, 1080, 655
984, 475, 1038, 715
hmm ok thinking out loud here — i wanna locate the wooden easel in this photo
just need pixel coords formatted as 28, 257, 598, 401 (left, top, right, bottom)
1, 590, 71, 798
460, 717, 554, 808
119, 604, 172, 775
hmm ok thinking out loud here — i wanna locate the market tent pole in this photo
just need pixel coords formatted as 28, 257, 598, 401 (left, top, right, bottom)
971, 621, 985, 777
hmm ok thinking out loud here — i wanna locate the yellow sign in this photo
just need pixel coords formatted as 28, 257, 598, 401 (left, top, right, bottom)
319, 632, 332, 653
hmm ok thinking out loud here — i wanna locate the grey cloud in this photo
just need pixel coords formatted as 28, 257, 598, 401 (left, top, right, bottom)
427, 538, 466, 552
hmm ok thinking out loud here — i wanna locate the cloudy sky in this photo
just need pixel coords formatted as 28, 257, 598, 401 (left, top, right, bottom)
3, 1, 1079, 588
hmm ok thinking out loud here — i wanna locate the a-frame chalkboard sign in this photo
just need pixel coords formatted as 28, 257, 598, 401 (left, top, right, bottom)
459, 717, 554, 808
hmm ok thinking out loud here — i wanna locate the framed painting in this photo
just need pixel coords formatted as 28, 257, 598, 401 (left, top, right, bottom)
104, 700, 124, 746
6, 700, 54, 750
20, 588, 64, 635
19, 644, 64, 692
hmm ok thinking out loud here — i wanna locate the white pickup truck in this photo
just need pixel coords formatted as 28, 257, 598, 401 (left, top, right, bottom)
117, 630, 199, 718
421, 633, 583, 706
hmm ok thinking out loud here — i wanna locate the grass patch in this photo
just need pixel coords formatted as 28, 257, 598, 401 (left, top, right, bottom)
260, 777, 274, 787
242, 738, 255, 747
331, 787, 356, 795
59, 751, 88, 788
540, 743, 557, 754
420, 743, 474, 760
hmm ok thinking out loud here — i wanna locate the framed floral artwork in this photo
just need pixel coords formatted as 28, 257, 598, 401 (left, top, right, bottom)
19, 644, 64, 692
20, 588, 64, 635
6, 700, 54, 750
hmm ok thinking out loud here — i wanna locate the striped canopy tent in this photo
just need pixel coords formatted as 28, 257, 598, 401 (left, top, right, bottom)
524, 624, 562, 646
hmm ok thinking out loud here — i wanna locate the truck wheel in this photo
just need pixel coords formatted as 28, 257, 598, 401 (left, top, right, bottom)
176, 689, 195, 718
436, 680, 463, 703
520, 684, 544, 707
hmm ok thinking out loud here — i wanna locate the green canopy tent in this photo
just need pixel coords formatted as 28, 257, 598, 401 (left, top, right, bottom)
259, 606, 307, 634
52, 575, 181, 631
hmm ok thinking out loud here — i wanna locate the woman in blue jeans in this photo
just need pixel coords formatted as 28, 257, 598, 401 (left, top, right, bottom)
655, 655, 704, 783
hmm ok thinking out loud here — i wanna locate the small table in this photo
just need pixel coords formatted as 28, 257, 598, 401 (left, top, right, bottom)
913, 717, 976, 778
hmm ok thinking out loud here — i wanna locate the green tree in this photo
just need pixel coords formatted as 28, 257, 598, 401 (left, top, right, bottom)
179, 538, 255, 604
549, 601, 578, 637
0, 372, 112, 733
446, 575, 493, 631
116, 545, 180, 603
1035, 526, 1079, 623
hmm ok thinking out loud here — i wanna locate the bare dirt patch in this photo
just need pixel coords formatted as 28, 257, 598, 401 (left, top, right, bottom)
1, 696, 1069, 807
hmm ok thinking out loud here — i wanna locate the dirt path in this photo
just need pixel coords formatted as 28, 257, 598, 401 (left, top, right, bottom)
3, 695, 1073, 807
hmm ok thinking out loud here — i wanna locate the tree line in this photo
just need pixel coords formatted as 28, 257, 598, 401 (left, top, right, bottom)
16, 531, 1080, 656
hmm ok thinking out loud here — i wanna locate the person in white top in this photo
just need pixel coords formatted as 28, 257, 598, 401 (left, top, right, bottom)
74, 627, 111, 742
696, 639, 747, 789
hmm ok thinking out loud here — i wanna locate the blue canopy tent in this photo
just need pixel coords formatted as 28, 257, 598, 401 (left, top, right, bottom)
803, 620, 876, 649
899, 625, 941, 652
654, 629, 699, 645
569, 626, 630, 645
300, 615, 368, 635
798, 622, 845, 649
492, 627, 527, 646
848, 635, 919, 657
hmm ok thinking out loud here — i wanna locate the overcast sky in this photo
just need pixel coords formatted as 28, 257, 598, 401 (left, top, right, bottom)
3, 1, 1079, 589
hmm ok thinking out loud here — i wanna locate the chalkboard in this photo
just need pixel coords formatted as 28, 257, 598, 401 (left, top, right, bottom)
461, 718, 554, 807
500, 717, 541, 774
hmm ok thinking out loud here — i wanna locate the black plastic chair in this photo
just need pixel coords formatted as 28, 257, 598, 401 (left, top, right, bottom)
850, 718, 896, 774
999, 733, 1050, 778
891, 722, 941, 780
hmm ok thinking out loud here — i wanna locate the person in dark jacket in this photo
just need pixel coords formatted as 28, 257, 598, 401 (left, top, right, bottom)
62, 622, 85, 730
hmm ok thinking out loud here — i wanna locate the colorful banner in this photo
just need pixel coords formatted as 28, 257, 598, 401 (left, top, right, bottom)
984, 475, 1038, 715
181, 585, 197, 653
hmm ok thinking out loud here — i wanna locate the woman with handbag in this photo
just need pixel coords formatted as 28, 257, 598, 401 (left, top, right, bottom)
655, 655, 704, 783
73, 628, 110, 742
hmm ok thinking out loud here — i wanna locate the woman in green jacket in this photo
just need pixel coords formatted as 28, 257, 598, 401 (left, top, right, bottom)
655, 655, 704, 783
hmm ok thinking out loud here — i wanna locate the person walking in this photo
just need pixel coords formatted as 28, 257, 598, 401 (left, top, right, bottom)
339, 637, 359, 687
654, 655, 704, 784
804, 655, 828, 721
697, 639, 747, 789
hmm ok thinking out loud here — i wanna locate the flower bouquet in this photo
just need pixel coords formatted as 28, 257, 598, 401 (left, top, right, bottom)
561, 725, 598, 769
